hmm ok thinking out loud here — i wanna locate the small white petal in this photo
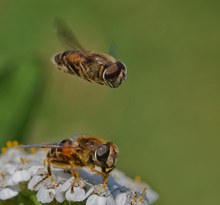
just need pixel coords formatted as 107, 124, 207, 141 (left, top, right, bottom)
28, 165, 45, 176
12, 170, 31, 184
66, 187, 86, 202
85, 186, 95, 198
0, 187, 18, 200
60, 178, 72, 192
114, 192, 128, 205
53, 168, 71, 183
86, 195, 100, 205
6, 176, 17, 186
86, 195, 116, 205
28, 175, 45, 190
55, 185, 65, 203
4, 164, 17, 175
35, 167, 48, 175
106, 196, 117, 205
36, 187, 55, 203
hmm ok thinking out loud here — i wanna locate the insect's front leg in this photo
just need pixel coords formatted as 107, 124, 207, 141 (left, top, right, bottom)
78, 62, 89, 81
46, 155, 53, 177
70, 166, 79, 181
90, 165, 109, 187
69, 164, 83, 192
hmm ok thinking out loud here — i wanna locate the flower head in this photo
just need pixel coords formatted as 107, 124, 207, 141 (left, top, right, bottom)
0, 147, 158, 204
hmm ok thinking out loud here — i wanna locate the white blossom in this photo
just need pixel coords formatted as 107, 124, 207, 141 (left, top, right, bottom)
0, 173, 20, 200
28, 167, 48, 190
66, 186, 86, 201
0, 186, 19, 200
11, 170, 31, 184
55, 184, 65, 203
0, 147, 159, 204
112, 186, 149, 205
36, 181, 57, 203
110, 169, 159, 204
86, 184, 116, 205
60, 176, 89, 202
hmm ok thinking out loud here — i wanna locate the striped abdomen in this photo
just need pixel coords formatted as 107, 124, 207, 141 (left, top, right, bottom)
53, 50, 83, 76
53, 50, 106, 84
53, 50, 126, 87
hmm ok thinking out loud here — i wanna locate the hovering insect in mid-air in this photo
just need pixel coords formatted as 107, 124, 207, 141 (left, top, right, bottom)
19, 135, 119, 185
52, 17, 127, 88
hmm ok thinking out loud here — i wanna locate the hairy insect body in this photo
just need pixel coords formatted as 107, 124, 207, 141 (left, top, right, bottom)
20, 135, 119, 185
48, 136, 108, 168
52, 17, 127, 88
54, 50, 126, 87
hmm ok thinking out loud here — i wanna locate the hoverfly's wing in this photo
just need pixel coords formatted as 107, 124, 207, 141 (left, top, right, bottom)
69, 133, 92, 140
18, 143, 60, 149
18, 142, 78, 149
108, 43, 118, 58
53, 17, 85, 51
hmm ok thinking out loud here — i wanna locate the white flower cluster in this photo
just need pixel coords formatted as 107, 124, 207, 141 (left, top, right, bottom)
0, 148, 159, 205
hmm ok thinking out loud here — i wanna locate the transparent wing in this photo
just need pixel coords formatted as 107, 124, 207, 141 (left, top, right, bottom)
18, 134, 92, 149
18, 143, 77, 149
53, 16, 85, 51
18, 144, 59, 149
69, 133, 92, 140
108, 43, 118, 58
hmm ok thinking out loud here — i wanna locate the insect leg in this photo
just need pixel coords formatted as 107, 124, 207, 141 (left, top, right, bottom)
33, 152, 54, 188
47, 156, 52, 176
90, 165, 109, 187
33, 153, 54, 189
78, 62, 92, 82
69, 165, 81, 192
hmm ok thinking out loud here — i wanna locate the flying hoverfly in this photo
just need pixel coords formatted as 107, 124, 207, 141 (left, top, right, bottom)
52, 17, 127, 88
19, 135, 119, 186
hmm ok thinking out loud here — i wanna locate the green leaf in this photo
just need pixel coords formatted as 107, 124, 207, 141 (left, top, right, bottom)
0, 56, 46, 146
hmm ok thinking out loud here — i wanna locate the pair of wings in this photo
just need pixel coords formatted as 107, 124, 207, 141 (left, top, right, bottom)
54, 17, 117, 57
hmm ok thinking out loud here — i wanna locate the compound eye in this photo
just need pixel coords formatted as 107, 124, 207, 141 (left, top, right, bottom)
104, 64, 121, 80
116, 61, 127, 72
96, 144, 109, 163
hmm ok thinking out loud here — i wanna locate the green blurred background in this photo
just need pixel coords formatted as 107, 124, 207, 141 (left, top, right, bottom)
0, 0, 220, 204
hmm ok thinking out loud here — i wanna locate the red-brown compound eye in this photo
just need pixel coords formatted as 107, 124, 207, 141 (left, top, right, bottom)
104, 64, 121, 80
96, 144, 110, 163
115, 61, 127, 72
103, 61, 127, 88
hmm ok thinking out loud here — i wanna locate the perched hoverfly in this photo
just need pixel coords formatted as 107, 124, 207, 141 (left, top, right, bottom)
52, 17, 127, 88
19, 135, 119, 186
